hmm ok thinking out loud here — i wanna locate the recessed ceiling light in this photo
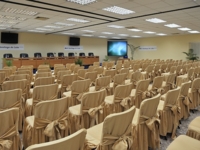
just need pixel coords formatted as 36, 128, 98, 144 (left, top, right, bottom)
103, 6, 134, 15
188, 31, 200, 33
82, 34, 93, 37
112, 37, 120, 39
44, 25, 63, 29
102, 32, 113, 34
178, 28, 191, 31
146, 18, 166, 23
36, 28, 54, 31
118, 34, 128, 36
99, 36, 107, 38
62, 32, 76, 35
157, 33, 167, 36
164, 24, 181, 28
54, 22, 75, 26
0, 20, 18, 24
67, 18, 89, 23
144, 31, 155, 34
82, 30, 95, 32
28, 30, 45, 33
107, 25, 124, 28
1, 7, 38, 16
132, 36, 141, 38
67, 0, 97, 5
0, 15, 26, 21
129, 29, 142, 32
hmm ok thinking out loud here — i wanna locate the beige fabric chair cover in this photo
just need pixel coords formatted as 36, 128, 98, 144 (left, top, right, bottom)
93, 62, 100, 67
85, 106, 136, 150
66, 63, 74, 70
58, 74, 78, 98
0, 108, 21, 150
176, 68, 194, 87
54, 67, 66, 77
62, 79, 91, 105
161, 73, 176, 93
2, 79, 28, 100
34, 77, 55, 87
130, 71, 142, 89
131, 79, 150, 108
115, 63, 122, 73
132, 94, 160, 150
104, 70, 116, 82
105, 61, 114, 70
54, 64, 64, 68
23, 97, 71, 148
186, 116, 200, 140
69, 89, 106, 133
78, 69, 87, 80
88, 66, 96, 72
0, 89, 23, 131
0, 69, 12, 79
166, 135, 200, 150
161, 66, 177, 81
148, 76, 164, 96
104, 83, 133, 117
194, 67, 199, 78
15, 70, 33, 81
94, 67, 104, 77
123, 61, 130, 69
26, 129, 86, 150
141, 65, 154, 80
175, 65, 182, 76
69, 64, 76, 72
74, 66, 84, 74
140, 63, 149, 72
35, 72, 52, 79
178, 81, 191, 120
160, 64, 167, 73
157, 88, 180, 139
37, 69, 51, 73
56, 70, 71, 84
4, 66, 17, 74
188, 78, 200, 109
110, 73, 127, 94
120, 68, 129, 78
25, 84, 58, 117
85, 71, 97, 86
38, 65, 50, 69
0, 72, 6, 90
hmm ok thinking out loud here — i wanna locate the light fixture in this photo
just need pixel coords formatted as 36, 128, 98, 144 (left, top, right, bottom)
0, 24, 12, 27
132, 36, 141, 38
1, 7, 38, 16
118, 34, 128, 36
102, 32, 113, 34
107, 25, 124, 28
146, 18, 166, 23
129, 29, 142, 32
62, 32, 76, 35
178, 28, 191, 31
0, 15, 26, 21
54, 22, 75, 26
28, 30, 45, 33
0, 20, 18, 24
99, 36, 107, 38
112, 37, 120, 39
67, 18, 89, 23
67, 0, 97, 5
36, 28, 54, 31
157, 33, 167, 36
82, 34, 93, 36
188, 31, 200, 33
164, 24, 181, 28
103, 6, 134, 15
44, 25, 63, 29
144, 31, 155, 34
82, 30, 95, 32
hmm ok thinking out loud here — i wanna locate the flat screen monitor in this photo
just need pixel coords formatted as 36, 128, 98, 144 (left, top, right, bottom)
107, 40, 127, 56
69, 37, 80, 46
1, 32, 18, 44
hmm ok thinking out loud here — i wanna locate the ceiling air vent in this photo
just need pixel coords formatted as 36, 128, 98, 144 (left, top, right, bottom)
35, 16, 49, 21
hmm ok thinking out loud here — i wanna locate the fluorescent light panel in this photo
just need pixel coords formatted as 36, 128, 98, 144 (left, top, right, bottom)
82, 30, 95, 32
103, 6, 134, 15
44, 25, 63, 29
188, 31, 199, 33
164, 24, 180, 28
108, 25, 124, 28
112, 37, 120, 39
67, 0, 97, 5
1, 7, 38, 16
157, 33, 167, 36
28, 30, 45, 33
67, 18, 89, 23
178, 28, 191, 31
62, 32, 76, 35
0, 20, 18, 24
102, 32, 113, 34
36, 28, 54, 31
54, 22, 75, 26
0, 27, 6, 30
82, 34, 93, 36
129, 29, 142, 32
144, 31, 155, 34
118, 34, 128, 36
0, 15, 26, 21
99, 36, 107, 38
132, 36, 141, 38
146, 18, 166, 23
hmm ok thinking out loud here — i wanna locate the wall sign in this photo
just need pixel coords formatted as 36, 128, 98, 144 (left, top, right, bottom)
139, 46, 157, 51
0, 44, 24, 50
64, 45, 83, 51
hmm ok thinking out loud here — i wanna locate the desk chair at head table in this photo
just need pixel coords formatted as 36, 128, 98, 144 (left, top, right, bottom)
20, 53, 29, 58
34, 52, 42, 58
88, 52, 94, 57
58, 52, 65, 57
79, 53, 85, 57
68, 53, 75, 57
3, 53, 13, 58
47, 52, 54, 58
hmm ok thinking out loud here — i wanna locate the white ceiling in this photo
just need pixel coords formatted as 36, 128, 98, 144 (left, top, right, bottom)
0, 0, 200, 39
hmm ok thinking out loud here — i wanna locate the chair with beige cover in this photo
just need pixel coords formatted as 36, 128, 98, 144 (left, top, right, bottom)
132, 94, 161, 150
166, 135, 200, 150
120, 68, 129, 78
68, 89, 106, 133
26, 129, 86, 150
0, 72, 6, 90
186, 116, 200, 141
93, 62, 99, 67
35, 72, 52, 80
16, 70, 33, 81
69, 64, 76, 72
93, 67, 104, 77
123, 61, 130, 69
87, 66, 96, 72
85, 71, 97, 86
188, 78, 200, 110
104, 83, 133, 117
110, 73, 127, 94
105, 61, 114, 70
58, 74, 78, 98
0, 108, 21, 150
103, 69, 116, 82
0, 69, 12, 80
157, 88, 180, 139
74, 66, 84, 74
23, 97, 71, 148
85, 106, 136, 150
66, 63, 74, 70
37, 69, 51, 74
115, 63, 122, 73
4, 66, 17, 74
56, 70, 71, 83
130, 79, 150, 108
161, 73, 176, 94
152, 65, 161, 77
38, 65, 50, 69
126, 71, 142, 88
159, 64, 167, 74
177, 81, 191, 120
176, 68, 194, 87
77, 69, 87, 80
162, 66, 177, 81
25, 84, 58, 117
141, 65, 154, 80
148, 76, 164, 97
62, 79, 91, 105
54, 67, 67, 77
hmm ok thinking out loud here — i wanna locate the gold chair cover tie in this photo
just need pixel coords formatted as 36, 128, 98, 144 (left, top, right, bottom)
120, 97, 132, 110
99, 86, 111, 95
0, 140, 12, 150
150, 87, 165, 96
33, 111, 69, 141
61, 85, 71, 92
73, 91, 88, 102
169, 82, 176, 89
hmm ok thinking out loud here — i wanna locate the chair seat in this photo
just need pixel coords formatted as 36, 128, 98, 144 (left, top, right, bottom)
148, 84, 152, 91
130, 89, 136, 97
104, 95, 114, 104
188, 116, 200, 134
141, 71, 147, 75
125, 79, 130, 84
86, 122, 103, 146
89, 86, 95, 92
26, 98, 33, 105
62, 91, 71, 97
166, 135, 200, 150
69, 104, 81, 116
161, 93, 166, 100
26, 116, 35, 127
29, 89, 33, 95
110, 82, 114, 88
161, 81, 166, 87
157, 100, 165, 111
132, 108, 139, 126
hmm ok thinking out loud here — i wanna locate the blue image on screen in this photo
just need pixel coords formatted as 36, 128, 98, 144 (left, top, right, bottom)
107, 41, 127, 56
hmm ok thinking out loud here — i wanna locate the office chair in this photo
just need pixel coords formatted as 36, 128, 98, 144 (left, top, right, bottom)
20, 53, 29, 58
3, 53, 13, 58
47, 52, 54, 57
79, 53, 85, 56
88, 52, 94, 56
68, 53, 75, 57
34, 52, 42, 58
58, 52, 64, 57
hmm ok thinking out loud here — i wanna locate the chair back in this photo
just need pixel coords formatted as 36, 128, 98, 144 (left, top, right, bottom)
95, 76, 111, 91
37, 69, 51, 73
152, 76, 164, 90
38, 65, 49, 69
93, 67, 104, 75
0, 69, 12, 78
164, 88, 180, 108
123, 61, 130, 69
169, 66, 177, 74
104, 69, 116, 81
0, 72, 6, 84
61, 74, 78, 89
35, 72, 52, 79
176, 65, 182, 75
131, 71, 142, 87
132, 64, 140, 71
85, 71, 97, 83
115, 63, 122, 72
187, 68, 194, 80
93, 62, 99, 66
54, 67, 66, 77
77, 69, 87, 80
71, 79, 91, 93
57, 70, 71, 83
114, 83, 133, 101
74, 66, 84, 74
87, 66, 95, 72
113, 73, 127, 89
34, 77, 55, 87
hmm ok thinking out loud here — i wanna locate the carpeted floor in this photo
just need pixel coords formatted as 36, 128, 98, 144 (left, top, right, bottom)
160, 109, 200, 150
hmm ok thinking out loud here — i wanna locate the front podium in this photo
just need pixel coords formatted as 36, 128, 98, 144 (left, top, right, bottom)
2, 56, 99, 68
